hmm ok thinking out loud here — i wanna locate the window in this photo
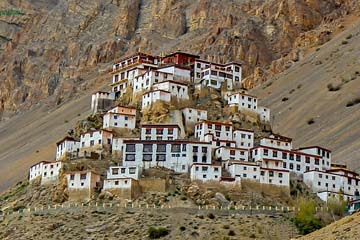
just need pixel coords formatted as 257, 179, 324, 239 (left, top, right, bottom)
264, 149, 268, 156
214, 167, 219, 172
243, 173, 247, 178
129, 168, 136, 174
282, 152, 287, 159
203, 174, 207, 178
283, 162, 287, 168
279, 173, 283, 178
90, 140, 94, 146
171, 144, 181, 153
115, 181, 119, 185
290, 163, 294, 170
193, 146, 198, 152
143, 154, 152, 161
80, 174, 87, 180
145, 129, 151, 134
319, 174, 323, 178
125, 154, 135, 161
269, 171, 274, 177
202, 156, 207, 163
202, 147, 207, 153
114, 115, 118, 120
273, 151, 277, 157
315, 158, 319, 165
260, 171, 265, 176
230, 150, 235, 156
112, 168, 119, 175
305, 157, 310, 163
289, 154, 294, 160
168, 129, 174, 135
121, 168, 126, 174
143, 144, 153, 152
156, 154, 166, 161
296, 165, 301, 171
235, 66, 240, 72
124, 116, 128, 121
156, 129, 163, 134
70, 174, 75, 180
126, 144, 135, 152
157, 144, 166, 152
202, 166, 208, 171
296, 155, 301, 162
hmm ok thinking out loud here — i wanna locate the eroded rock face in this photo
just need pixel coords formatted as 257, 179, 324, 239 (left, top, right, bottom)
0, 0, 359, 119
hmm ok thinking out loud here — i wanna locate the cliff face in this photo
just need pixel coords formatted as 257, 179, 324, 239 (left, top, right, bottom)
0, 0, 359, 119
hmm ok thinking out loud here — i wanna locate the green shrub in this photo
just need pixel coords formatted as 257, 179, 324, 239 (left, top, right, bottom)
346, 34, 352, 40
346, 98, 360, 107
327, 196, 347, 217
307, 118, 315, 125
229, 230, 236, 236
293, 198, 323, 235
180, 196, 187, 201
327, 83, 341, 92
148, 227, 169, 239
282, 97, 289, 102
207, 213, 215, 219
341, 40, 348, 45
179, 226, 186, 231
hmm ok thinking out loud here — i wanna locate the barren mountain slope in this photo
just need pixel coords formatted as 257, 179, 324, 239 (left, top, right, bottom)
0, 73, 108, 192
251, 19, 360, 171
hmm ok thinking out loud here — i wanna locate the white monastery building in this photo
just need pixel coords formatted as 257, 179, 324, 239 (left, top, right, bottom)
122, 139, 212, 173
190, 163, 222, 182
141, 90, 171, 110
103, 106, 137, 130
195, 120, 233, 142
91, 91, 115, 114
56, 136, 80, 161
29, 161, 63, 184
233, 129, 254, 149
181, 108, 208, 125
140, 124, 180, 140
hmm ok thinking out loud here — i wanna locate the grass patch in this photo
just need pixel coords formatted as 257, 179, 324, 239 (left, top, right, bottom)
0, 9, 24, 16
346, 98, 360, 107
148, 227, 169, 239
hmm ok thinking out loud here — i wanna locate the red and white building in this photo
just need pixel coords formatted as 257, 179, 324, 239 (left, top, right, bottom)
103, 106, 137, 130
228, 92, 258, 111
140, 124, 180, 140
190, 163, 222, 182
260, 134, 293, 150
227, 161, 260, 181
233, 129, 254, 149
194, 120, 233, 142
110, 52, 159, 98
103, 166, 141, 192
303, 164, 360, 202
56, 136, 80, 161
66, 170, 101, 200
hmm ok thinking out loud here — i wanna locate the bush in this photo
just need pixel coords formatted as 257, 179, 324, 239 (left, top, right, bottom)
341, 40, 348, 45
327, 196, 347, 217
180, 196, 187, 201
207, 213, 215, 219
282, 97, 289, 102
293, 198, 323, 235
223, 225, 230, 229
327, 83, 341, 92
179, 226, 186, 231
346, 98, 360, 107
148, 227, 169, 239
297, 84, 302, 89
229, 230, 236, 236
307, 118, 315, 125
346, 34, 352, 40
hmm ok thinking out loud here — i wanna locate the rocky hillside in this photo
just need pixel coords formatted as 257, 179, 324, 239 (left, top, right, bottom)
0, 0, 359, 119
300, 212, 360, 240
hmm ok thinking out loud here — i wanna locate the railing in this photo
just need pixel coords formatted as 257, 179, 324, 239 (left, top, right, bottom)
0, 202, 332, 217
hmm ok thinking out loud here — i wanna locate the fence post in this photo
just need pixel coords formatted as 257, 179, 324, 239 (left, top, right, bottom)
242, 206, 245, 210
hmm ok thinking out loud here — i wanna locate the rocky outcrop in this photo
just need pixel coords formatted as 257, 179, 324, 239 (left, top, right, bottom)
0, 0, 359, 119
